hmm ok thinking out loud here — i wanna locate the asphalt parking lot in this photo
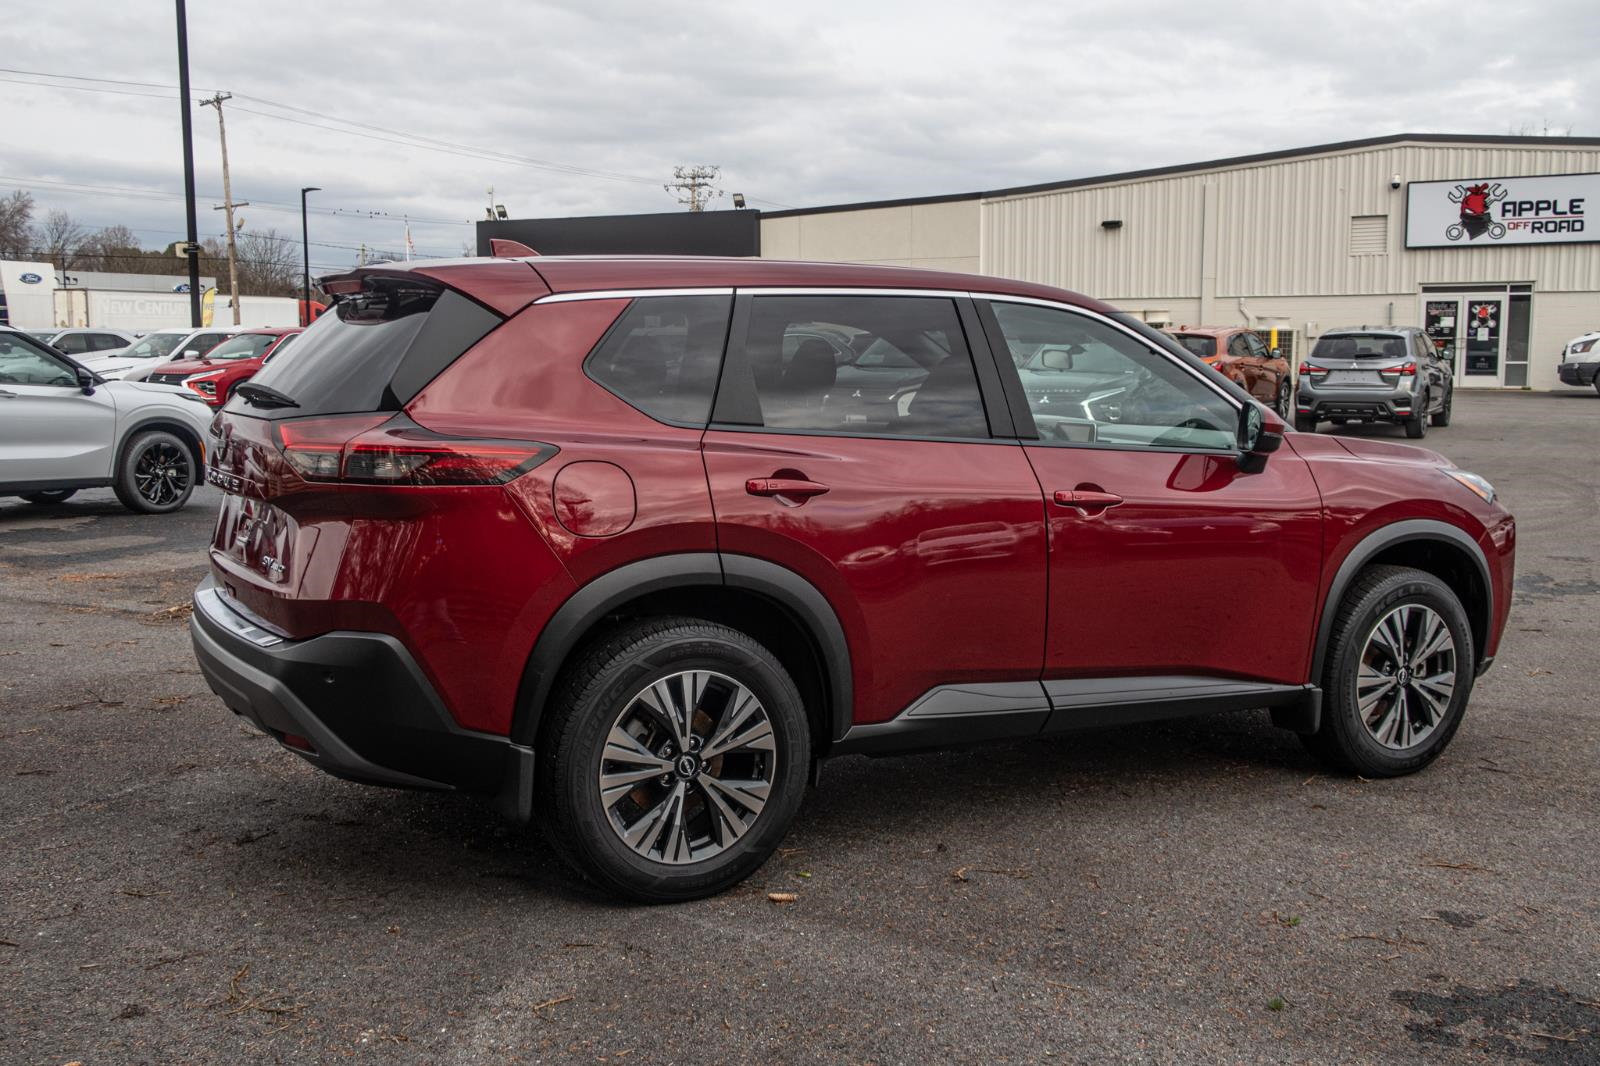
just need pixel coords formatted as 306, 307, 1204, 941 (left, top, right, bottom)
2, 391, 1597, 1064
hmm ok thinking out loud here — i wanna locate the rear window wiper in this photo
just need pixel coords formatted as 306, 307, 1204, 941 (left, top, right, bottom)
234, 382, 300, 408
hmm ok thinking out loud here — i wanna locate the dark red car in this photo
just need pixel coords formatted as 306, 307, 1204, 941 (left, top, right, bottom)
190, 256, 1516, 901
148, 327, 302, 407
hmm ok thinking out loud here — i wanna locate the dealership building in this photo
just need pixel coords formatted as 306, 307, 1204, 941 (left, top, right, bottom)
757, 134, 1600, 390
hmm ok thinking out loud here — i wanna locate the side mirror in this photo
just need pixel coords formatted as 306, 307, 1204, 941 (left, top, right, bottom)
1271, 348, 1282, 359
1237, 402, 1284, 473
1039, 346, 1075, 370
183, 349, 200, 358
74, 366, 96, 395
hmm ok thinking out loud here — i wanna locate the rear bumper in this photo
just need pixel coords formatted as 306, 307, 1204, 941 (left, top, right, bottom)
1296, 383, 1419, 423
1557, 361, 1599, 386
190, 576, 528, 795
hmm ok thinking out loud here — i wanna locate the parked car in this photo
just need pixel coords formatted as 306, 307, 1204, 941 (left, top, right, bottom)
81, 326, 239, 382
28, 327, 139, 357
0, 326, 214, 512
1295, 326, 1454, 438
1167, 326, 1293, 416
1556, 329, 1600, 393
189, 257, 1515, 902
148, 327, 302, 407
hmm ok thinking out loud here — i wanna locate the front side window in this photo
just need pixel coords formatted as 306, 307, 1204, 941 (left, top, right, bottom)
989, 302, 1237, 451
585, 295, 732, 426
1228, 333, 1253, 358
0, 334, 76, 387
731, 295, 988, 439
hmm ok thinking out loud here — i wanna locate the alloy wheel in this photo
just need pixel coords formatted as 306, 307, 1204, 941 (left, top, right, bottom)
133, 441, 191, 507
1354, 604, 1457, 750
598, 669, 777, 865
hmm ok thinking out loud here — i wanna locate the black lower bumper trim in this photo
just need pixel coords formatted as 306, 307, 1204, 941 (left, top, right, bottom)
190, 577, 527, 794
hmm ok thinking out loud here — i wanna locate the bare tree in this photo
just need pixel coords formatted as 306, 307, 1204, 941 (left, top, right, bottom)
34, 210, 88, 271
235, 230, 300, 297
78, 225, 150, 274
0, 190, 34, 258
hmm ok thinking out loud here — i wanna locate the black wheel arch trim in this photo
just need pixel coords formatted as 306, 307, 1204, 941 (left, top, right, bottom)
115, 415, 206, 473
511, 552, 853, 751
1311, 518, 1492, 682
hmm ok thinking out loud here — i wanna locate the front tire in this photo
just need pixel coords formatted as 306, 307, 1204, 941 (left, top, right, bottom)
113, 430, 196, 514
20, 489, 77, 505
1274, 380, 1292, 419
1302, 565, 1474, 777
537, 618, 811, 902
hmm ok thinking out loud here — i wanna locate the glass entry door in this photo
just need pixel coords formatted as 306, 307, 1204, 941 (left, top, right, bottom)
1421, 293, 1507, 387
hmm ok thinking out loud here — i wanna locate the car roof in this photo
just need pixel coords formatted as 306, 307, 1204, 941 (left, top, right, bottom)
325, 255, 1121, 318
233, 327, 302, 336
1169, 326, 1249, 337
1322, 327, 1416, 336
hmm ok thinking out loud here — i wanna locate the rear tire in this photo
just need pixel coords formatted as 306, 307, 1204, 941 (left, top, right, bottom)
1302, 565, 1474, 777
537, 617, 811, 902
1294, 414, 1317, 433
113, 430, 196, 514
20, 489, 77, 505
1404, 395, 1428, 439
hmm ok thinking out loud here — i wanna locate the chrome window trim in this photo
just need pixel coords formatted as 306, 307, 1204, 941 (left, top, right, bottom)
535, 287, 735, 304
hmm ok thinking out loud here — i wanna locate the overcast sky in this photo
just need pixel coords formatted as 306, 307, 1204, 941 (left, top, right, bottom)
3, 0, 1596, 271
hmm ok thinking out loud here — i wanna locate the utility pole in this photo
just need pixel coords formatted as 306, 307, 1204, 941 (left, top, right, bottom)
300, 187, 320, 326
174, 0, 201, 326
664, 166, 723, 212
200, 92, 245, 325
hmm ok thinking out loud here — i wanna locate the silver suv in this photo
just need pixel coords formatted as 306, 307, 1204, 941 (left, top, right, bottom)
1294, 327, 1453, 439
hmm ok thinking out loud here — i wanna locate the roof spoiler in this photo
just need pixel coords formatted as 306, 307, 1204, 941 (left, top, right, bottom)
489, 238, 539, 258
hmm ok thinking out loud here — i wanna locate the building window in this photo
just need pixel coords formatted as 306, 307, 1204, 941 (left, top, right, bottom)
1349, 215, 1389, 256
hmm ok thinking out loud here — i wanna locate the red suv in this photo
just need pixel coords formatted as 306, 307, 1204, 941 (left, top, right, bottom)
190, 257, 1515, 901
149, 327, 302, 407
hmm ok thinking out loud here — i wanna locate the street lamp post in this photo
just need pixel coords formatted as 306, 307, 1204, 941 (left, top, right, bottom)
300, 186, 321, 326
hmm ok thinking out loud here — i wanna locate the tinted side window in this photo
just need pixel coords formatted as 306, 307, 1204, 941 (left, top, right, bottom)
55, 333, 90, 354
0, 334, 76, 386
988, 302, 1238, 451
585, 295, 732, 426
1244, 333, 1270, 358
1228, 333, 1252, 357
730, 295, 988, 439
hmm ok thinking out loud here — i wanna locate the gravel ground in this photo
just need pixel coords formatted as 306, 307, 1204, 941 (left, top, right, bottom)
2, 391, 1597, 1064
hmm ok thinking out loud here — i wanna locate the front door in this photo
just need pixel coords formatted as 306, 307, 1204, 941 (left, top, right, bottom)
976, 298, 1325, 692
1422, 294, 1506, 387
702, 292, 1048, 729
0, 334, 116, 485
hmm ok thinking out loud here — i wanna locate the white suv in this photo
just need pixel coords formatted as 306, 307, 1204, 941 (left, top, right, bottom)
0, 327, 215, 513
81, 326, 239, 382
1557, 330, 1600, 394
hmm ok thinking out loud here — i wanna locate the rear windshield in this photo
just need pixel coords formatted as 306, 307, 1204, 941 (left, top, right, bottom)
205, 333, 279, 361
1312, 333, 1410, 361
1170, 333, 1217, 358
232, 278, 499, 419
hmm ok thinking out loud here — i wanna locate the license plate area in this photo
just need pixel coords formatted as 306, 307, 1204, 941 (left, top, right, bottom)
1323, 370, 1374, 385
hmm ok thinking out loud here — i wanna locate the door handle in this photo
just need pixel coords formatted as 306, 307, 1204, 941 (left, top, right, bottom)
746, 477, 830, 501
1053, 489, 1124, 512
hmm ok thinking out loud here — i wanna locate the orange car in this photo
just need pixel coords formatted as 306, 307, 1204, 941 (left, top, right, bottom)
1167, 326, 1292, 417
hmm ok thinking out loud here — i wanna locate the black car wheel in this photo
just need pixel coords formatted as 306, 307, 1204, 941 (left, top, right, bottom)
113, 430, 196, 514
1274, 380, 1292, 419
537, 617, 811, 902
1404, 392, 1429, 439
20, 489, 77, 505
1430, 387, 1453, 427
1302, 565, 1474, 777
1294, 414, 1317, 433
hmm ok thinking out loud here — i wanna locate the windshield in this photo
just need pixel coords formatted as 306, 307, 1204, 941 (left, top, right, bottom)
1311, 333, 1409, 361
1171, 333, 1217, 358
120, 333, 187, 360
28, 331, 57, 343
202, 333, 279, 361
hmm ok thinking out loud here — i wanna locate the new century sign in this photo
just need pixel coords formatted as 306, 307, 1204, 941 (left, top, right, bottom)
1405, 173, 1597, 248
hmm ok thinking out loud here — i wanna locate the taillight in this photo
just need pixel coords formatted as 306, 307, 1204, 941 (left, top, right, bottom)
1300, 362, 1329, 375
274, 413, 554, 486
1379, 361, 1417, 376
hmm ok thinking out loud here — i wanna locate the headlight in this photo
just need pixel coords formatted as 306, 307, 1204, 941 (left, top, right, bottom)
1569, 338, 1596, 357
1443, 469, 1495, 504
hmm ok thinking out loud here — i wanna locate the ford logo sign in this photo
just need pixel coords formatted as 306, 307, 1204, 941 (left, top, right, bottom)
173, 283, 191, 293
19, 272, 42, 285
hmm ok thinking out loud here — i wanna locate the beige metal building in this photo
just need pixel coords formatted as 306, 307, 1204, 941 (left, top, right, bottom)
761, 134, 1600, 390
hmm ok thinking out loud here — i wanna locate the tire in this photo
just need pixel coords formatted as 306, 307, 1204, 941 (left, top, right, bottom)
1294, 414, 1317, 433
1302, 565, 1474, 777
1430, 387, 1453, 427
537, 617, 812, 902
1592, 379, 1599, 397
1330, 417, 1348, 426
1403, 394, 1428, 439
1274, 380, 1292, 419
20, 489, 77, 505
112, 430, 196, 514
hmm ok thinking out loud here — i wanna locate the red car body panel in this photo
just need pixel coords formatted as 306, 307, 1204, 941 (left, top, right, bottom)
201, 257, 1515, 755
159, 327, 302, 407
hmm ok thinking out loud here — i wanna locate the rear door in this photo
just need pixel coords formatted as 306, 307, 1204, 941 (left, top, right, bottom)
0, 334, 116, 484
978, 298, 1324, 693
702, 292, 1049, 732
